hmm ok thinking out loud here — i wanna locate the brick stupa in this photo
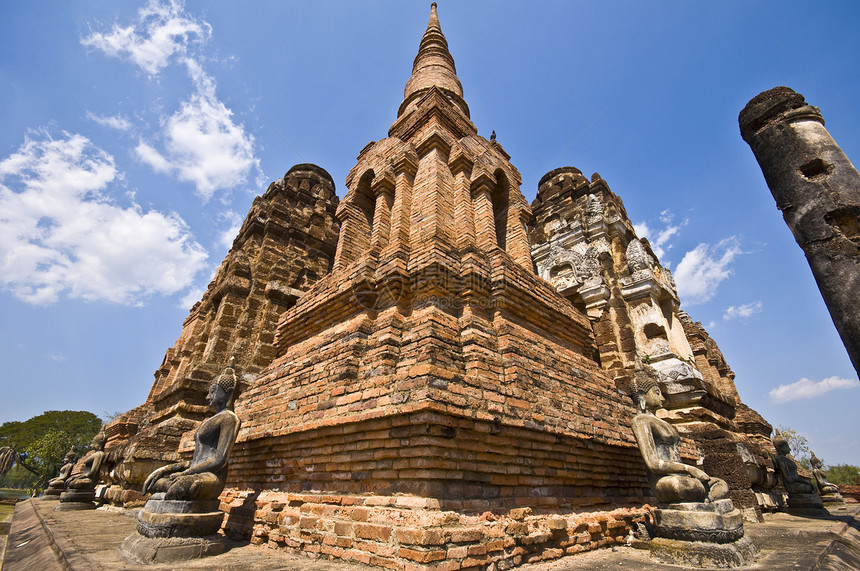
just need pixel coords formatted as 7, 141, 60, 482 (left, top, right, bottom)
224, 4, 649, 564
104, 5, 783, 568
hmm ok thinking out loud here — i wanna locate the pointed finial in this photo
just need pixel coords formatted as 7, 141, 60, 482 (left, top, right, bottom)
490, 130, 496, 141
398, 3, 469, 118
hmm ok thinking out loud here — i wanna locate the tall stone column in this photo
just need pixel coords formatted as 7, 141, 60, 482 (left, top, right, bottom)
449, 152, 476, 249
740, 86, 860, 376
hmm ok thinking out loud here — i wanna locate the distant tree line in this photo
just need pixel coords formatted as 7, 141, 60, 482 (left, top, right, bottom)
778, 426, 860, 485
0, 410, 102, 489
824, 464, 860, 486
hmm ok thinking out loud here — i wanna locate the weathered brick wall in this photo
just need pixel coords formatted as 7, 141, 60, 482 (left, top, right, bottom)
233, 246, 648, 501
103, 164, 340, 500
683, 423, 758, 516
679, 313, 742, 406
230, 409, 649, 506
220, 489, 649, 571
735, 403, 774, 453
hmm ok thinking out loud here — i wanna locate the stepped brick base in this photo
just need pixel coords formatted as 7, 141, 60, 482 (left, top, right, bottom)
228, 407, 650, 503
220, 489, 649, 570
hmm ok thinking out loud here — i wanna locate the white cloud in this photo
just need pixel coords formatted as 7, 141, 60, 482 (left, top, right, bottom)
86, 112, 133, 131
673, 237, 743, 305
217, 210, 243, 250
84, 1, 260, 200
0, 131, 208, 305
135, 62, 259, 200
634, 210, 687, 261
81, 0, 211, 77
632, 221, 651, 240
179, 285, 206, 310
134, 140, 172, 172
769, 376, 860, 404
723, 301, 763, 320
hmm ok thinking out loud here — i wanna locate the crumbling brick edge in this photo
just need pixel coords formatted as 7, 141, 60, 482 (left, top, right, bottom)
221, 490, 651, 570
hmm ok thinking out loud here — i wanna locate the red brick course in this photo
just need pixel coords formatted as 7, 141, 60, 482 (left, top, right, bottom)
221, 489, 649, 570
99, 6, 783, 569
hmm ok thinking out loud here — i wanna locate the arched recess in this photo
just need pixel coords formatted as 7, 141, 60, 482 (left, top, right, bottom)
492, 169, 510, 251
335, 169, 376, 268
354, 170, 376, 249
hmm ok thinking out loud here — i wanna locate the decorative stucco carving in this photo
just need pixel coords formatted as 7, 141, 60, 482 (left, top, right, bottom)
585, 194, 604, 222
626, 239, 654, 274
651, 357, 704, 383
539, 247, 581, 294
663, 267, 678, 294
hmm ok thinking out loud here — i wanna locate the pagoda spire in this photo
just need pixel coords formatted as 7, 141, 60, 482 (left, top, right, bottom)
398, 3, 469, 118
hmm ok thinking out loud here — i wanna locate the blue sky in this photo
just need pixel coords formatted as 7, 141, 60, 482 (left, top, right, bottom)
1, 1, 858, 466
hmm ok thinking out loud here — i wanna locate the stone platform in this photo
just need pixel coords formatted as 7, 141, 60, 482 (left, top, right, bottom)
3, 498, 859, 570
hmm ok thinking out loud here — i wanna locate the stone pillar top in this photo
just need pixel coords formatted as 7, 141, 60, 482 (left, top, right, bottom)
739, 86, 823, 143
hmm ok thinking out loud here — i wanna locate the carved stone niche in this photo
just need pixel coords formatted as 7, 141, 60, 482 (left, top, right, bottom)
621, 240, 674, 301
536, 244, 609, 316
584, 193, 608, 239
547, 260, 579, 296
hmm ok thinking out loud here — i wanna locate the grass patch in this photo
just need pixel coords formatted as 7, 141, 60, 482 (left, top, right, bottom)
0, 503, 14, 522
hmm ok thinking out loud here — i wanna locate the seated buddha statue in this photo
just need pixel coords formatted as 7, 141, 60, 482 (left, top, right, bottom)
66, 430, 106, 491
45, 447, 76, 495
810, 452, 840, 495
772, 435, 816, 494
629, 368, 729, 504
142, 366, 240, 501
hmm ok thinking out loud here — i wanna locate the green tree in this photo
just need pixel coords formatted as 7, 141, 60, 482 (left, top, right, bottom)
0, 410, 102, 488
776, 426, 812, 471
0, 463, 38, 489
824, 464, 860, 486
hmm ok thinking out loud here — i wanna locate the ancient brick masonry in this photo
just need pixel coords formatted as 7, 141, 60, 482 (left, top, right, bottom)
528, 165, 779, 518
104, 164, 339, 503
221, 490, 644, 570
223, 5, 654, 568
103, 4, 788, 568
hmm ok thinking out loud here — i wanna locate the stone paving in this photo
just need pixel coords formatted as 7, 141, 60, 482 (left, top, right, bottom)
3, 498, 859, 570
